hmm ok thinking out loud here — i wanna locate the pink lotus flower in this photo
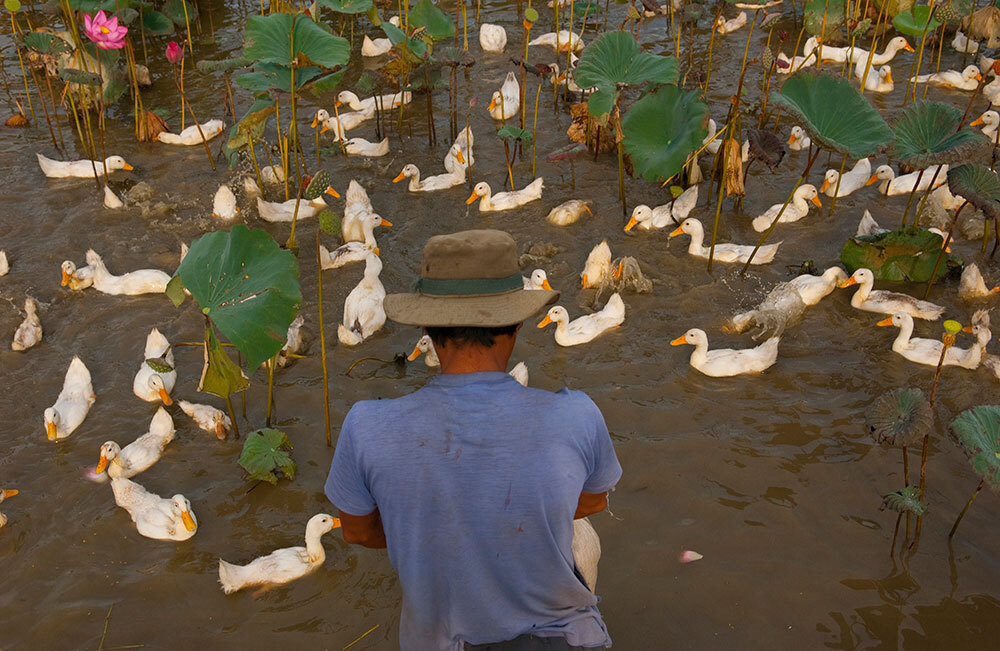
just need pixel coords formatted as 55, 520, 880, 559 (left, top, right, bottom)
84, 10, 127, 50
165, 41, 184, 65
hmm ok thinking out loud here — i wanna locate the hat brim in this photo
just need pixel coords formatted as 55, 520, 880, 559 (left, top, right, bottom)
384, 289, 560, 327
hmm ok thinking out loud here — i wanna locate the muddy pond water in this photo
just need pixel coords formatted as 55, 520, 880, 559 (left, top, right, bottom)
1, 1, 999, 649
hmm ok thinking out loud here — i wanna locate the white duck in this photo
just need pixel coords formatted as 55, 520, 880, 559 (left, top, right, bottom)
60, 260, 93, 290
342, 179, 377, 242
86, 249, 171, 295
36, 153, 132, 178
103, 185, 124, 209
911, 64, 983, 90
260, 165, 284, 185
671, 218, 782, 264
0, 489, 16, 529
337, 90, 411, 113
538, 294, 626, 346
572, 517, 600, 592
178, 400, 232, 440
338, 253, 386, 346
319, 213, 391, 269
839, 268, 945, 319
626, 186, 699, 231
523, 269, 554, 290
394, 162, 465, 192
256, 195, 331, 223
776, 37, 820, 74
878, 311, 990, 369
825, 36, 913, 65
133, 328, 176, 406
820, 158, 871, 198
580, 241, 619, 289
866, 164, 949, 195
111, 478, 197, 541
156, 119, 224, 145
671, 328, 779, 377
548, 59, 587, 94
278, 315, 306, 367
408, 335, 441, 367
528, 30, 584, 53
361, 16, 400, 57
787, 126, 811, 151
345, 137, 389, 157
480, 23, 507, 53
45, 356, 95, 441
314, 105, 375, 140
751, 184, 821, 232
11, 295, 42, 351
857, 64, 894, 93
95, 407, 175, 479
971, 110, 1000, 141
488, 72, 520, 120
546, 199, 592, 226
508, 362, 529, 387
212, 184, 240, 220
959, 263, 999, 299
953, 30, 980, 54
218, 513, 341, 594
715, 11, 747, 34
0, 250, 7, 276
855, 210, 950, 249
788, 266, 849, 305
445, 127, 474, 175
467, 179, 544, 211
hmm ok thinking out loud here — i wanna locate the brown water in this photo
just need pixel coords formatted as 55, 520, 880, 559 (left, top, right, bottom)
2, 2, 999, 649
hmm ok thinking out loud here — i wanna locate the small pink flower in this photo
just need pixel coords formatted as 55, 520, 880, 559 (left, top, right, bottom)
679, 550, 703, 563
83, 10, 128, 50
165, 41, 184, 65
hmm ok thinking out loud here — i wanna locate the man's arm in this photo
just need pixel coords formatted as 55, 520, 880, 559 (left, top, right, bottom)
574, 491, 607, 519
339, 508, 388, 548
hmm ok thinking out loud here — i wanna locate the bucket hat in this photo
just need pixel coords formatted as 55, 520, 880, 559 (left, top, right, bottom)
384, 229, 559, 327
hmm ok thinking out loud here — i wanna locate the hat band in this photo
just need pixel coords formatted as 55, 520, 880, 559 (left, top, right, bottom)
414, 272, 524, 296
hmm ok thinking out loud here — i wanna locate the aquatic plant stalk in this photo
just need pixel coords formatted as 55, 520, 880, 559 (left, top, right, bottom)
704, 12, 719, 92
315, 231, 332, 447
171, 57, 215, 170
923, 201, 967, 299
708, 136, 730, 273
948, 478, 985, 538
532, 80, 541, 176
828, 154, 847, 216
900, 169, 926, 228
923, 22, 946, 101
9, 11, 36, 122
903, 0, 937, 106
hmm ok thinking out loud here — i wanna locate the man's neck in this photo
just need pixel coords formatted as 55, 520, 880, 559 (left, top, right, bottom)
439, 352, 509, 374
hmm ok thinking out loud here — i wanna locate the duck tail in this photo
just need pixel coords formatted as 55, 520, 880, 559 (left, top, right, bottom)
218, 559, 246, 595
337, 324, 363, 346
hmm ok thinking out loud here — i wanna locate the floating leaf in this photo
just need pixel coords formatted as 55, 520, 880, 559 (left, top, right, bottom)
622, 84, 709, 184
198, 325, 250, 398
893, 5, 941, 37
891, 101, 989, 169
865, 387, 932, 447
949, 405, 1000, 491
317, 0, 373, 13
141, 9, 174, 35
947, 164, 1000, 220
496, 125, 534, 143
244, 13, 350, 69
408, 0, 456, 40
238, 428, 296, 485
840, 226, 962, 281
881, 485, 927, 515
804, 0, 846, 38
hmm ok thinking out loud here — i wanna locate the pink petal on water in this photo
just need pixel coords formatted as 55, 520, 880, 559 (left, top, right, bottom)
679, 550, 703, 563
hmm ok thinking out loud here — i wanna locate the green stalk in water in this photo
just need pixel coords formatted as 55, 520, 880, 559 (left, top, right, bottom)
923, 201, 967, 299
8, 10, 36, 123
707, 134, 730, 273
904, 0, 937, 106
828, 154, 847, 216
531, 81, 541, 177
316, 230, 332, 447
949, 478, 985, 538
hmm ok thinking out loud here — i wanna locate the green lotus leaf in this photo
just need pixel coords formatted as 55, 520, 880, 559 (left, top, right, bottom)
172, 225, 301, 369
770, 71, 892, 158
948, 405, 1000, 491
804, 0, 846, 39
238, 428, 296, 485
622, 84, 709, 184
409, 0, 456, 40
198, 325, 250, 398
947, 164, 1000, 220
891, 101, 989, 169
574, 31, 679, 123
141, 9, 174, 35
236, 63, 324, 93
865, 387, 932, 447
225, 99, 275, 152
840, 226, 962, 281
58, 68, 103, 87
317, 0, 373, 14
496, 125, 534, 143
21, 32, 72, 55
196, 55, 249, 74
381, 21, 428, 60
244, 12, 350, 69
163, 0, 198, 27
881, 485, 927, 515
892, 5, 941, 36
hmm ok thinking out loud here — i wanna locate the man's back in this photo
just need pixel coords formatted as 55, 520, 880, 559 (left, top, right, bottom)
326, 371, 621, 650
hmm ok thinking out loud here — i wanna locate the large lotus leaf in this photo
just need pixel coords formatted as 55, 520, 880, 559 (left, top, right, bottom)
226, 100, 275, 152
168, 225, 301, 369
893, 5, 941, 36
770, 71, 892, 158
244, 13, 350, 69
622, 84, 709, 184
881, 485, 927, 515
236, 64, 325, 93
840, 226, 962, 281
574, 31, 679, 123
381, 21, 428, 60
948, 405, 1000, 491
408, 0, 456, 40
198, 325, 250, 398
865, 387, 932, 447
804, 0, 847, 39
238, 428, 296, 485
141, 9, 174, 35
21, 32, 72, 55
317, 0, 373, 13
163, 0, 198, 27
947, 164, 1000, 220
891, 101, 989, 168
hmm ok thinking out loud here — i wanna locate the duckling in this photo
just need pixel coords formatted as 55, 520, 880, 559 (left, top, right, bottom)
45, 356, 95, 441
959, 263, 1000, 299
911, 64, 983, 90
488, 72, 520, 120
479, 23, 507, 53
337, 253, 385, 346
538, 294, 626, 346
408, 335, 441, 367
60, 260, 93, 290
528, 30, 584, 53
0, 488, 17, 529
787, 126, 811, 151
671, 329, 779, 377
445, 128, 474, 175
466, 179, 544, 211
103, 185, 124, 209
751, 184, 821, 232
132, 328, 176, 406
178, 400, 232, 440
866, 164, 949, 195
111, 477, 197, 541
156, 119, 225, 145
212, 184, 240, 220
336, 90, 411, 113
95, 407, 175, 479
820, 158, 871, 198
857, 64, 895, 93
218, 513, 341, 594
86, 249, 171, 295
546, 199, 592, 226
523, 269, 553, 290
626, 186, 699, 231
839, 268, 945, 319
36, 153, 132, 178
344, 137, 389, 157
878, 310, 991, 369
361, 16, 400, 57
953, 30, 980, 54
715, 11, 747, 34
11, 295, 42, 351
394, 163, 465, 192
970, 110, 1000, 141
319, 213, 391, 269
671, 218, 782, 264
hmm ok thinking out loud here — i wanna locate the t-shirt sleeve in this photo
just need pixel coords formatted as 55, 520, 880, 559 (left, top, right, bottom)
579, 394, 623, 494
324, 407, 377, 516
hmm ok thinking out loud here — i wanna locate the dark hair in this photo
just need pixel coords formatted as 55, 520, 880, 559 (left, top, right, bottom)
426, 324, 520, 348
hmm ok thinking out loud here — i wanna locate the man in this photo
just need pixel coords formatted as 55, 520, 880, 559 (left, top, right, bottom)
325, 229, 622, 650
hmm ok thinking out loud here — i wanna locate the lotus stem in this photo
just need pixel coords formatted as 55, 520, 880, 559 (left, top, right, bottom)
181, 0, 194, 57
246, 131, 264, 195
704, 12, 719, 93
179, 57, 186, 130
225, 393, 240, 439
829, 154, 847, 215
859, 0, 889, 95
462, 0, 468, 50
173, 63, 215, 171
948, 478, 985, 538
903, 0, 936, 107
914, 164, 946, 223
923, 22, 946, 101
900, 168, 925, 228
315, 232, 332, 447
983, 217, 991, 253
890, 511, 902, 557
520, 19, 529, 129
265, 356, 275, 427
287, 62, 302, 251
9, 13, 35, 123
958, 79, 985, 129
923, 200, 966, 299
727, 10, 759, 127
28, 67, 57, 149
758, 29, 778, 128
532, 81, 541, 177
817, 0, 829, 64
330, 93, 348, 155
503, 140, 514, 188
708, 136, 729, 273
